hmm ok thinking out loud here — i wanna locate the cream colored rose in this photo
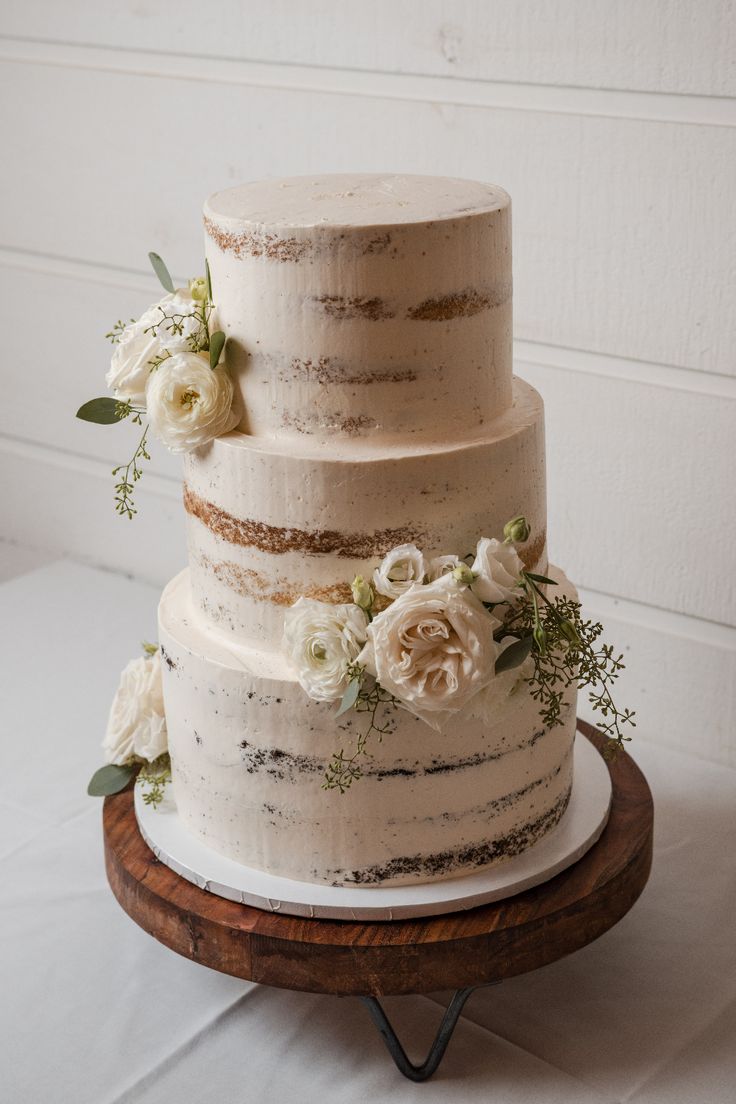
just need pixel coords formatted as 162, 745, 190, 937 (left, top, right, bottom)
359, 576, 500, 729
373, 543, 427, 599
427, 554, 462, 581
106, 307, 163, 405
283, 598, 368, 702
102, 651, 167, 766
145, 352, 238, 452
471, 537, 524, 604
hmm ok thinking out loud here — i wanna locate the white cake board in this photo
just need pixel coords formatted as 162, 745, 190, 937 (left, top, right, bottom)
135, 731, 612, 921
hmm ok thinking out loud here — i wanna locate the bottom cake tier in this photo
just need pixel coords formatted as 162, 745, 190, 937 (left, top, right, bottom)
158, 568, 578, 888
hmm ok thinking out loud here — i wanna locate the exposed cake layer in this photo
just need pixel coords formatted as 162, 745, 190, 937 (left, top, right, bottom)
183, 378, 547, 649
159, 567, 577, 887
204, 174, 512, 442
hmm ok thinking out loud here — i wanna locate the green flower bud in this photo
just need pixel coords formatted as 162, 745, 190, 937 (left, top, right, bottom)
351, 575, 374, 611
503, 515, 531, 544
559, 619, 582, 647
452, 563, 475, 586
533, 622, 548, 656
189, 276, 208, 302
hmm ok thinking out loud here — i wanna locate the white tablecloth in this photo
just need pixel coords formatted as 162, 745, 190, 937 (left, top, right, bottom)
2, 561, 735, 1103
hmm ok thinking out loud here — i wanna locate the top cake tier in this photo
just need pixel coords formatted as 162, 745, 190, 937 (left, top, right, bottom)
204, 174, 512, 444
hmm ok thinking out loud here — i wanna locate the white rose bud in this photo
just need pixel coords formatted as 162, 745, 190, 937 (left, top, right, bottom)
188, 276, 208, 302
351, 575, 374, 610
106, 307, 164, 405
503, 515, 531, 544
283, 598, 368, 702
102, 651, 167, 766
471, 537, 524, 604
452, 563, 475, 586
359, 577, 500, 730
373, 543, 426, 599
145, 352, 238, 453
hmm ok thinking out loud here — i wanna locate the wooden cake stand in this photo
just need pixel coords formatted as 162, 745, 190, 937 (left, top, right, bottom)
103, 722, 653, 1081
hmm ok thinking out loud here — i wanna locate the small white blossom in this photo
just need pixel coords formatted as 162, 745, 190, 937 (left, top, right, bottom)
427, 554, 462, 581
102, 651, 167, 766
373, 543, 427, 599
145, 352, 238, 453
283, 599, 368, 702
471, 537, 524, 604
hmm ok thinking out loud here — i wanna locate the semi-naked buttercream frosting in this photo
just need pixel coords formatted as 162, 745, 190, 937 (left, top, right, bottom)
158, 173, 577, 887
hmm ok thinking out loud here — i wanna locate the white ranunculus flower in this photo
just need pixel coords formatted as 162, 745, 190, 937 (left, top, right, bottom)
359, 576, 500, 730
427, 554, 463, 581
283, 598, 369, 702
373, 543, 427, 599
102, 651, 167, 766
145, 352, 238, 452
106, 307, 164, 405
151, 288, 205, 353
471, 537, 524, 604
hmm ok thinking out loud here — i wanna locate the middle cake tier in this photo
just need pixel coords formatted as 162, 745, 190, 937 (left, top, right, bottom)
183, 377, 547, 649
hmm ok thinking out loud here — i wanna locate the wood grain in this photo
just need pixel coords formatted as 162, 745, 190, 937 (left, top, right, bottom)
103, 723, 653, 996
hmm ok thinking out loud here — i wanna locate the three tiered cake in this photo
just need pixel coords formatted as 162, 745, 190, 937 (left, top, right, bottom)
156, 174, 578, 887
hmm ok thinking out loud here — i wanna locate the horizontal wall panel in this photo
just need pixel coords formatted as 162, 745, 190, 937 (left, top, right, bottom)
2, 1, 735, 97
0, 442, 184, 589
0, 61, 734, 377
1, 259, 734, 624
577, 587, 736, 769
519, 357, 736, 627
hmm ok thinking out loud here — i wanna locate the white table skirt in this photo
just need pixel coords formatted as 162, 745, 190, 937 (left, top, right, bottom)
2, 560, 735, 1103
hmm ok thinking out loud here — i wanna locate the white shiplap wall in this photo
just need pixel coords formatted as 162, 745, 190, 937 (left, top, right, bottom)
1, 2, 734, 763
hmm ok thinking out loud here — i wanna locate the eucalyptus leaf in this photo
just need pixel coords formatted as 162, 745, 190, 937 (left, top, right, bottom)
148, 251, 175, 293
205, 257, 213, 302
495, 635, 533, 675
525, 572, 558, 586
76, 397, 127, 424
336, 678, 361, 717
209, 330, 226, 369
87, 763, 136, 797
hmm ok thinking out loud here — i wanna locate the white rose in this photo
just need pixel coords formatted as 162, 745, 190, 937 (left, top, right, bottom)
145, 352, 238, 453
359, 576, 500, 730
471, 537, 524, 604
106, 307, 164, 405
373, 543, 427, 599
102, 651, 167, 766
150, 288, 205, 353
427, 554, 462, 581
283, 598, 368, 702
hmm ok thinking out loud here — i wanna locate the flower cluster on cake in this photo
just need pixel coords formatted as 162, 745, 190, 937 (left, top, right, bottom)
82, 175, 633, 888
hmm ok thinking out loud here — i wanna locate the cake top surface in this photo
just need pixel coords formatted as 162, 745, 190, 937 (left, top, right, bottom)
205, 173, 508, 230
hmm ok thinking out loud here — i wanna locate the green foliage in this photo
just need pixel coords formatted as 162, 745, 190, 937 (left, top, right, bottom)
148, 251, 175, 293
502, 573, 636, 757
87, 763, 136, 797
112, 422, 151, 519
138, 754, 172, 808
324, 664, 398, 793
105, 319, 135, 344
76, 397, 131, 425
495, 634, 533, 674
209, 330, 226, 369
141, 641, 159, 657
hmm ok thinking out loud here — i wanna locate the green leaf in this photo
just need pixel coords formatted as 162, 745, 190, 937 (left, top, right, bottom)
209, 330, 226, 369
87, 763, 136, 797
76, 397, 127, 424
495, 635, 533, 674
336, 677, 361, 717
205, 257, 213, 302
524, 572, 558, 586
148, 251, 175, 293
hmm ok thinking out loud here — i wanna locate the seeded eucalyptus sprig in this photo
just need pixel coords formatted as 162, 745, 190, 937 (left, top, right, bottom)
502, 572, 636, 758
324, 663, 398, 792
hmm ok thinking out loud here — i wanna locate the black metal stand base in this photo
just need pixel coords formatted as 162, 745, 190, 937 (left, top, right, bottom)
360, 985, 493, 1082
